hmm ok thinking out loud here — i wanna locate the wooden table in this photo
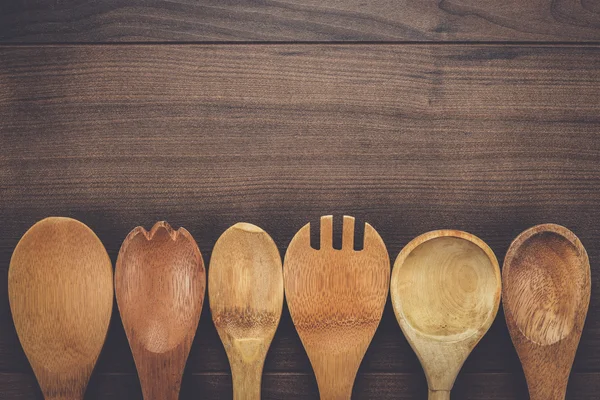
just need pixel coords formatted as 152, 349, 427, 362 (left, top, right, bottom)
1, 2, 599, 399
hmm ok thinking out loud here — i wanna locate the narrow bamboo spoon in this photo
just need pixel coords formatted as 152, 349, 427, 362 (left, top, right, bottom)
284, 215, 390, 399
209, 223, 283, 400
391, 230, 501, 400
115, 221, 205, 400
503, 224, 590, 400
8, 217, 113, 400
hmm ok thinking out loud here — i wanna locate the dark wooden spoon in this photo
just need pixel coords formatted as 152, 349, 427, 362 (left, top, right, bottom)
503, 224, 590, 400
115, 221, 205, 400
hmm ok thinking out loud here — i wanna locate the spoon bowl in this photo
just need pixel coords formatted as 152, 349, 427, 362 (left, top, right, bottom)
115, 221, 205, 400
503, 224, 590, 400
8, 217, 113, 400
391, 230, 501, 400
209, 222, 283, 400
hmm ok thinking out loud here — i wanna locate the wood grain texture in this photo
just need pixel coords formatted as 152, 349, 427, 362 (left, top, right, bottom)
0, 44, 600, 398
7, 217, 113, 400
209, 223, 283, 400
1, 0, 600, 42
284, 215, 390, 399
2, 371, 600, 399
115, 222, 205, 400
503, 224, 591, 400
391, 230, 501, 399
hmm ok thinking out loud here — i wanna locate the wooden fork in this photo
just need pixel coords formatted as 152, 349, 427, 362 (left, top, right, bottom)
283, 215, 390, 399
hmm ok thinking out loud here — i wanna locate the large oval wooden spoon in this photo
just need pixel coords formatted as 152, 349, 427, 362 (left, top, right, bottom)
391, 230, 501, 400
284, 215, 390, 399
8, 217, 113, 400
115, 221, 205, 400
209, 223, 283, 400
503, 224, 590, 400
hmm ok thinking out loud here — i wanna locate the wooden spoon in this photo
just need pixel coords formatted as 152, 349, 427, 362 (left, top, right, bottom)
391, 230, 501, 400
283, 215, 390, 399
115, 221, 205, 400
8, 217, 113, 400
503, 224, 590, 400
209, 223, 283, 400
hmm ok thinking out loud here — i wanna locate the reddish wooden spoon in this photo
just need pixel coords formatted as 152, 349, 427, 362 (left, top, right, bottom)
115, 221, 205, 400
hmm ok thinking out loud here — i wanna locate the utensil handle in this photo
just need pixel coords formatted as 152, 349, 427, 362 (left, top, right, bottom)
317, 381, 353, 400
140, 373, 182, 400
231, 361, 263, 400
428, 389, 450, 400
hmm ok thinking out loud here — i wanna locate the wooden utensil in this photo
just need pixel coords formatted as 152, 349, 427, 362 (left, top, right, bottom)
391, 230, 501, 400
115, 221, 205, 400
503, 224, 590, 400
209, 223, 283, 400
283, 215, 390, 399
8, 217, 113, 400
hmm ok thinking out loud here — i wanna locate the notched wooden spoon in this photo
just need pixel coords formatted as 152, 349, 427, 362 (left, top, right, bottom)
284, 215, 390, 399
503, 224, 590, 400
9, 217, 113, 400
209, 222, 283, 400
115, 221, 205, 400
391, 230, 501, 400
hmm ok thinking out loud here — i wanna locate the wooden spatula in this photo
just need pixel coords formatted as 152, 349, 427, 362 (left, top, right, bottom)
284, 215, 390, 399
8, 217, 113, 400
115, 221, 205, 400
209, 223, 283, 400
391, 230, 501, 400
503, 224, 590, 400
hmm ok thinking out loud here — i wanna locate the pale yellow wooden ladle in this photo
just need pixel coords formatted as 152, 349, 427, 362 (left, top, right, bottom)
209, 223, 283, 400
9, 217, 113, 400
391, 230, 501, 400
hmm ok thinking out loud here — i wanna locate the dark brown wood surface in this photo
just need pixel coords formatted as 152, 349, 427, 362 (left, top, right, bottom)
1, 0, 600, 42
0, 36, 599, 400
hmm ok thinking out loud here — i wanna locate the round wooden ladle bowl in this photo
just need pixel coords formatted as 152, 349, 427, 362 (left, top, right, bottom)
391, 230, 501, 400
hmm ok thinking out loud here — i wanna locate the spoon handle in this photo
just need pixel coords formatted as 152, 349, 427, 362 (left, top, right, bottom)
429, 389, 450, 400
527, 381, 567, 400
230, 359, 263, 400
139, 370, 182, 400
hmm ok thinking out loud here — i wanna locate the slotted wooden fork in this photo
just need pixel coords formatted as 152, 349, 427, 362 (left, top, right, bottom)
284, 215, 390, 399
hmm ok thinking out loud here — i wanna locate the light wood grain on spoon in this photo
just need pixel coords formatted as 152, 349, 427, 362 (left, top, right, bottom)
284, 215, 390, 400
503, 224, 590, 400
115, 221, 205, 400
391, 230, 501, 400
209, 222, 283, 400
9, 217, 113, 400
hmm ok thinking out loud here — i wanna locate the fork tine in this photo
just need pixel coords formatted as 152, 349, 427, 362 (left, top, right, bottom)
342, 216, 355, 250
320, 215, 333, 249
